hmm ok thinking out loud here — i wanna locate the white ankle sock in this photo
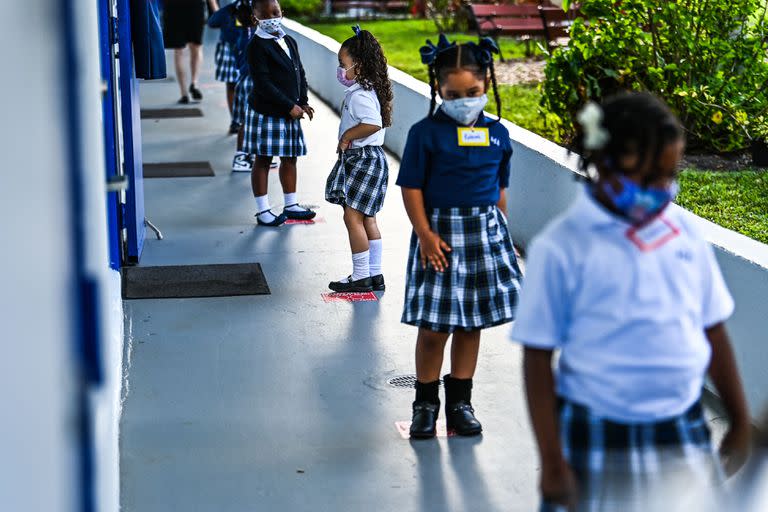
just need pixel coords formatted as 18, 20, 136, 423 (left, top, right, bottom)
368, 239, 382, 277
351, 250, 370, 281
255, 195, 276, 222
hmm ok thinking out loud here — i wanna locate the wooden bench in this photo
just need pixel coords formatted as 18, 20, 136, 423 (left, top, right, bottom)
465, 3, 546, 60
538, 5, 583, 48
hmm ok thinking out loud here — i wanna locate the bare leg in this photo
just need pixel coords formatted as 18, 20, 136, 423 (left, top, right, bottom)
189, 43, 203, 87
344, 207, 370, 254
450, 330, 482, 379
363, 216, 381, 241
226, 83, 236, 116
237, 126, 245, 151
174, 47, 188, 97
415, 328, 451, 383
278, 157, 297, 194
251, 156, 273, 197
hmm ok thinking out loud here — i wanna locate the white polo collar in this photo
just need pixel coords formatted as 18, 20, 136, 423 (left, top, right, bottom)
345, 82, 362, 93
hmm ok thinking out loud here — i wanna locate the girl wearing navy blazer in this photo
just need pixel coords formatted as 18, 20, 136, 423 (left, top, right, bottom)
244, 0, 316, 226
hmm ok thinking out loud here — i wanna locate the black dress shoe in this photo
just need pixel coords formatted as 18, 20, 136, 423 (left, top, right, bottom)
256, 210, 287, 227
410, 400, 440, 439
445, 401, 482, 436
178, 95, 190, 104
371, 274, 385, 291
283, 204, 317, 220
189, 84, 203, 101
328, 276, 373, 293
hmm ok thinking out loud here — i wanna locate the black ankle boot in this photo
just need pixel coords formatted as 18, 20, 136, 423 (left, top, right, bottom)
410, 380, 440, 439
443, 374, 482, 436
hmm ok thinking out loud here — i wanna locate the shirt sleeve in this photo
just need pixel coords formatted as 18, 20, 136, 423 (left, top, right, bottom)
348, 92, 382, 127
510, 238, 570, 349
701, 242, 735, 327
499, 138, 513, 189
396, 124, 430, 189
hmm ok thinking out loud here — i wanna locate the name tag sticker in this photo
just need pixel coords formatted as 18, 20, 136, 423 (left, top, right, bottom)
457, 127, 490, 147
626, 216, 680, 252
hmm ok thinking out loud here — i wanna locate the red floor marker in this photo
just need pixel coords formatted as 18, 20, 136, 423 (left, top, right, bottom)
285, 217, 326, 225
321, 291, 378, 303
395, 421, 455, 439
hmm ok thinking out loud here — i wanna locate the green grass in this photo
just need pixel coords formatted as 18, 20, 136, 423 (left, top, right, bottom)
308, 19, 553, 138
677, 169, 768, 244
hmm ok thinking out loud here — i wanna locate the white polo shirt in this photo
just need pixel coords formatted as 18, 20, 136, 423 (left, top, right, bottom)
511, 186, 735, 423
339, 83, 385, 148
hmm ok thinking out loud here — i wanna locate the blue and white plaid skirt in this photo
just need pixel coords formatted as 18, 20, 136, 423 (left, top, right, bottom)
557, 398, 723, 511
243, 110, 307, 158
232, 74, 252, 126
214, 42, 239, 83
402, 206, 521, 333
325, 146, 388, 217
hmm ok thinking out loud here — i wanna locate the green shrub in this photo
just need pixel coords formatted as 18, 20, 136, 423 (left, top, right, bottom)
542, 0, 768, 153
280, 0, 323, 17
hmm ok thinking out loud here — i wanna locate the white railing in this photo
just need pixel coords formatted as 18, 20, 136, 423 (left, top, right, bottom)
284, 18, 768, 419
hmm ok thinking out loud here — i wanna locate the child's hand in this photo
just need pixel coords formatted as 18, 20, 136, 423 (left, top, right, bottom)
337, 139, 351, 153
289, 105, 305, 120
418, 230, 451, 272
719, 422, 751, 476
540, 460, 578, 510
301, 105, 315, 121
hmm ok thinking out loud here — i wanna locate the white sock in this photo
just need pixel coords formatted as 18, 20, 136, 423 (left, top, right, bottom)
284, 192, 297, 207
351, 250, 370, 281
368, 239, 383, 277
255, 195, 276, 222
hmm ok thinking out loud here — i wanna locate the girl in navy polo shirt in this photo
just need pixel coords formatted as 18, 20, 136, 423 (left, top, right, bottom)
512, 93, 751, 510
397, 35, 521, 439
208, 1, 245, 134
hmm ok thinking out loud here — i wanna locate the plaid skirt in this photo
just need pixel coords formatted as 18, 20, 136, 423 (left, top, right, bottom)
214, 42, 239, 83
243, 110, 307, 157
325, 146, 388, 217
232, 75, 252, 126
558, 398, 723, 512
402, 206, 521, 333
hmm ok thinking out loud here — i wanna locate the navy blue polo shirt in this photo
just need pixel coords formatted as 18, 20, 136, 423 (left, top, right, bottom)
396, 110, 513, 208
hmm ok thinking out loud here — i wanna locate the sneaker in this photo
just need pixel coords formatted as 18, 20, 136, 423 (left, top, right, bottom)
270, 160, 279, 169
228, 122, 241, 135
178, 95, 190, 104
232, 153, 252, 172
189, 84, 203, 101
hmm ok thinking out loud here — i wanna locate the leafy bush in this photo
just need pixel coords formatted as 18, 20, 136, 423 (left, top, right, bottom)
425, 0, 468, 33
280, 0, 323, 17
542, 0, 768, 153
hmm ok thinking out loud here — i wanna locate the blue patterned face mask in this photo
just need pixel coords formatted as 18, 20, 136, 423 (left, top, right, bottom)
601, 174, 678, 224
259, 17, 283, 35
441, 95, 488, 126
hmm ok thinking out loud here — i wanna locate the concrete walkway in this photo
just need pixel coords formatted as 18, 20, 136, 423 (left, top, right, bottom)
120, 33, 539, 512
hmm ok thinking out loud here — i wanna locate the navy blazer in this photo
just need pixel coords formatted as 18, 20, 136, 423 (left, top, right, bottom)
246, 35, 308, 118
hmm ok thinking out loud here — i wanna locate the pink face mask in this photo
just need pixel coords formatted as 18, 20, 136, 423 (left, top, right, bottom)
336, 66, 356, 87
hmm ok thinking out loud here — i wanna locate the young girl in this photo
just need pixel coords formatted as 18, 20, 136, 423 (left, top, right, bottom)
511, 93, 751, 510
208, 0, 245, 133
397, 35, 522, 438
325, 26, 393, 292
230, 0, 256, 172
245, 0, 315, 226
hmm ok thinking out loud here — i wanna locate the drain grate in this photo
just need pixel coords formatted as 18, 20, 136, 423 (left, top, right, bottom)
387, 375, 442, 388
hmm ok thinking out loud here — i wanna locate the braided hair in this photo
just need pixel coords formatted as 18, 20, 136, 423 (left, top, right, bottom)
234, 0, 257, 27
341, 27, 394, 128
421, 35, 501, 122
574, 92, 684, 183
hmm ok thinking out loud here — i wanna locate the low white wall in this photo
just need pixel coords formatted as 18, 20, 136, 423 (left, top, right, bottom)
284, 19, 768, 418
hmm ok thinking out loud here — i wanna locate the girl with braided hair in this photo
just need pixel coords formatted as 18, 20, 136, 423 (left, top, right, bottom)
325, 26, 393, 293
396, 35, 522, 439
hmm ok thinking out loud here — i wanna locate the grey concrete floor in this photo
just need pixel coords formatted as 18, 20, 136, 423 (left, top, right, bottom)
120, 34, 539, 512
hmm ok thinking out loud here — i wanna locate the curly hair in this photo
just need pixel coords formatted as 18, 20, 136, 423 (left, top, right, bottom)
341, 30, 394, 128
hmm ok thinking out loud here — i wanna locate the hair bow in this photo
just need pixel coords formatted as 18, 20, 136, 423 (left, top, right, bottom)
352, 24, 362, 37
577, 102, 610, 150
419, 33, 456, 65
464, 37, 499, 66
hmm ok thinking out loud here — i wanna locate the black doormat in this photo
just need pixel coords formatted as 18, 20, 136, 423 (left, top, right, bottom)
123, 263, 270, 299
143, 161, 214, 178
140, 108, 203, 119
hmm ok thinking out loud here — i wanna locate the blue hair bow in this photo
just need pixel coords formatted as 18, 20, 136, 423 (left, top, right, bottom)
419, 33, 456, 65
352, 24, 362, 37
465, 37, 499, 65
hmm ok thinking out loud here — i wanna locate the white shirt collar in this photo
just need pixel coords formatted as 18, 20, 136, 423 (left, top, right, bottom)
345, 82, 362, 93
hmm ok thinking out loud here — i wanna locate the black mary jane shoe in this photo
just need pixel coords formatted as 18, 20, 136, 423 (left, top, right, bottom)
189, 84, 203, 101
371, 274, 385, 291
445, 401, 483, 436
328, 276, 373, 293
283, 203, 317, 221
178, 95, 190, 104
228, 122, 241, 135
409, 400, 440, 439
256, 210, 287, 227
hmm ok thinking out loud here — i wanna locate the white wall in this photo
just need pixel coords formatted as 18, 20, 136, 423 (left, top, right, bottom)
284, 19, 768, 419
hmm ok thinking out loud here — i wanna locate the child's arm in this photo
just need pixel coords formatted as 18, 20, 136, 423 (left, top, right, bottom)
524, 347, 577, 508
338, 123, 381, 151
207, 4, 228, 27
706, 322, 751, 475
247, 42, 303, 118
497, 188, 507, 214
401, 188, 451, 272
207, 0, 220, 14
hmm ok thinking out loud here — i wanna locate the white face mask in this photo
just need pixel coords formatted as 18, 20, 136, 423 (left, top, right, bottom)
440, 95, 488, 126
259, 17, 283, 35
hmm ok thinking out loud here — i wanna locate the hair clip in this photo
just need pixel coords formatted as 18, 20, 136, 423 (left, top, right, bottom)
577, 102, 610, 150
352, 24, 362, 37
419, 34, 456, 65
